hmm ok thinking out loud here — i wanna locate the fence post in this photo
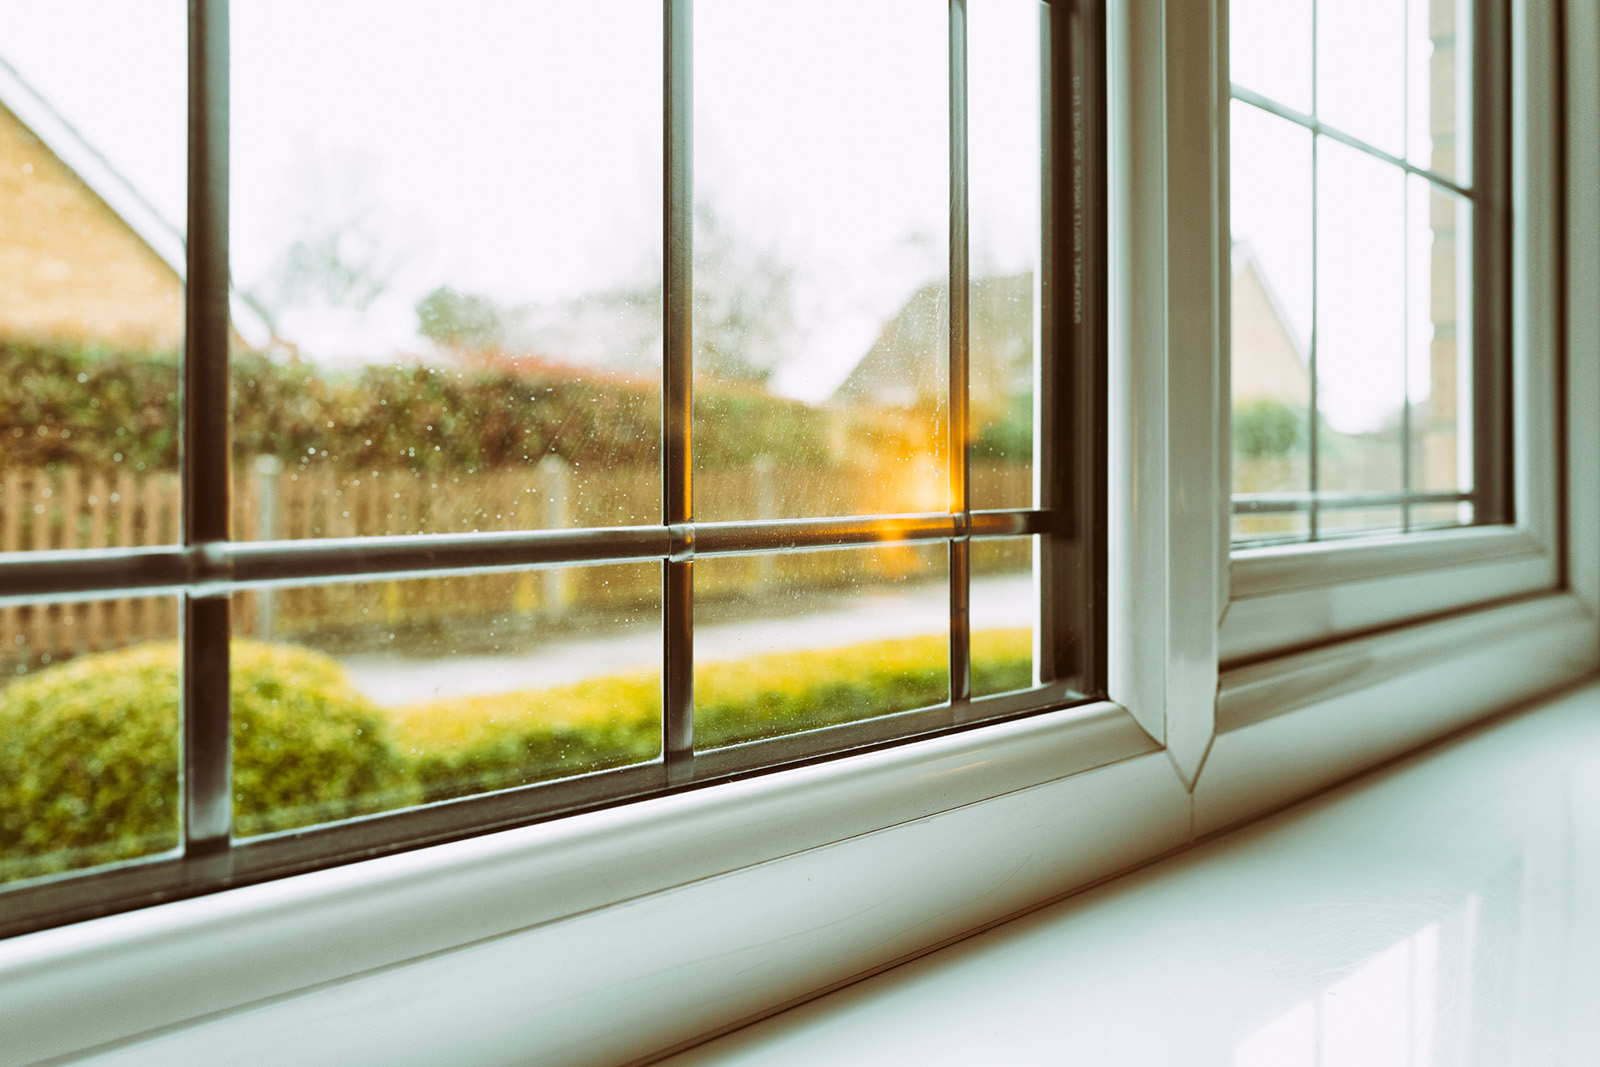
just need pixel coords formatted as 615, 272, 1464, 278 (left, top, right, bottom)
252, 455, 282, 640
538, 455, 572, 617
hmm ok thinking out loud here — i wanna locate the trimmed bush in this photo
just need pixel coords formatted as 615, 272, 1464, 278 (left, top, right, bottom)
0, 640, 415, 882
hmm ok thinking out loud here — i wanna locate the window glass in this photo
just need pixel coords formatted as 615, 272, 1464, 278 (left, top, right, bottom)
969, 0, 1040, 511
0, 595, 181, 885
1230, 0, 1312, 114
0, 1, 1099, 937
229, 564, 661, 834
693, 544, 949, 748
691, 0, 948, 522
1231, 0, 1482, 544
0, 2, 186, 549
230, 1, 664, 536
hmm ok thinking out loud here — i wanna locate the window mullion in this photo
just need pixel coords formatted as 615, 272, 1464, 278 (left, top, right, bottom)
182, 0, 234, 860
949, 0, 972, 707
663, 0, 694, 782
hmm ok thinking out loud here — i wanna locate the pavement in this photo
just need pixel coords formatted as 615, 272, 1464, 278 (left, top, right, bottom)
340, 574, 1034, 707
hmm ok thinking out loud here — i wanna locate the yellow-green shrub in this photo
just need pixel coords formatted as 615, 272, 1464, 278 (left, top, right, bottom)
0, 641, 415, 881
390, 629, 1033, 797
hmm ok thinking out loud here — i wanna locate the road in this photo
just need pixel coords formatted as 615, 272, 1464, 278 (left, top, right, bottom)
340, 574, 1034, 707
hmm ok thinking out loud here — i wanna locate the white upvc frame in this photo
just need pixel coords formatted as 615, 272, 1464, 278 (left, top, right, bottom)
0, 4, 1595, 1065
1220, 0, 1566, 666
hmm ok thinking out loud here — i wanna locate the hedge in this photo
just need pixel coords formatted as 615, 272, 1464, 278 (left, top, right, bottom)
0, 339, 859, 477
0, 631, 1033, 876
0, 641, 415, 882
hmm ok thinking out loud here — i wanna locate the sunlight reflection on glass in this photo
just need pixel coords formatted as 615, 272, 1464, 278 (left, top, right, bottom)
692, 0, 949, 521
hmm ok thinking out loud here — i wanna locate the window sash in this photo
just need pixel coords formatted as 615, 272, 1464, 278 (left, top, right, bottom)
0, 0, 1107, 940
1226, 0, 1513, 547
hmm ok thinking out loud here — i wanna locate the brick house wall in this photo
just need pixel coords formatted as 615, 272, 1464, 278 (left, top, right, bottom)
0, 100, 183, 351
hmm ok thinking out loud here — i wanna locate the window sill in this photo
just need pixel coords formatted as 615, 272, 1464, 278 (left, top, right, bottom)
2, 594, 1592, 1067
0, 699, 1165, 1067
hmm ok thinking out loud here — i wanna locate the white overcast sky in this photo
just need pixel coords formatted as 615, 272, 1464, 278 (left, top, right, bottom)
0, 0, 1038, 401
0, 1, 1456, 428
1231, 0, 1468, 433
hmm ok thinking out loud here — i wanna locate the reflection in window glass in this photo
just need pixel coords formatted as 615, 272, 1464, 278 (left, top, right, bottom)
693, 544, 948, 748
230, 2, 664, 536
229, 563, 662, 834
692, 0, 948, 521
0, 2, 185, 548
0, 596, 181, 884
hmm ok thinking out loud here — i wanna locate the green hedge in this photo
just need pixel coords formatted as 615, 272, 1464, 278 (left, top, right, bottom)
0, 641, 415, 882
1, 632, 1033, 876
0, 339, 840, 477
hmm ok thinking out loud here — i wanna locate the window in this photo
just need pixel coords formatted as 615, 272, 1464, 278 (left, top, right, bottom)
1220, 0, 1561, 663
0, 0, 1104, 937
1229, 0, 1506, 545
2, 3, 1596, 1065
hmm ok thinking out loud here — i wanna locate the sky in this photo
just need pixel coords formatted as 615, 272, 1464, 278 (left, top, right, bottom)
0, 0, 1039, 402
1229, 0, 1470, 434
0, 1, 1459, 429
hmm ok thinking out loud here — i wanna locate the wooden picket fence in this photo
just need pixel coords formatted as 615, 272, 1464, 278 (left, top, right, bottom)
1, 459, 1031, 669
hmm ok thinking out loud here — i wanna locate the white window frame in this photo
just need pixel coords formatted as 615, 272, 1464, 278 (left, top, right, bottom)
1, 3, 1596, 1065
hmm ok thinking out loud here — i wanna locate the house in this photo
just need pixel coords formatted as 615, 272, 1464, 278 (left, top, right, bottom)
0, 54, 268, 352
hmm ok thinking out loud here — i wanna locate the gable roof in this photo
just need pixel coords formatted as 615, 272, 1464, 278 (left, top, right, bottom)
0, 52, 271, 349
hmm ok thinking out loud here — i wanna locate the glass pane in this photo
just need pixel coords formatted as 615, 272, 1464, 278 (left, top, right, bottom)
972, 537, 1034, 698
230, 2, 663, 537
1411, 501, 1474, 529
1320, 506, 1403, 538
968, 0, 1039, 511
694, 543, 948, 748
1318, 138, 1405, 538
0, 3, 185, 545
1318, 0, 1406, 155
0, 596, 180, 883
230, 563, 661, 835
692, 0, 948, 521
1409, 176, 1473, 502
1409, 0, 1472, 183
1231, 0, 1312, 113
1231, 102, 1312, 543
